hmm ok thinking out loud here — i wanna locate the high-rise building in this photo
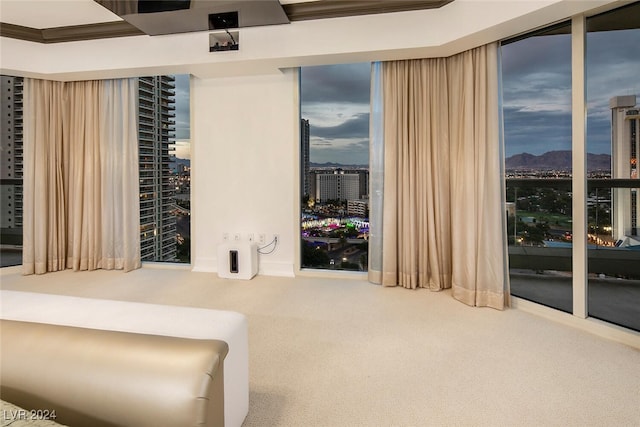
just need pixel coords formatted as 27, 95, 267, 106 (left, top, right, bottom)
300, 118, 310, 198
610, 95, 639, 242
347, 199, 368, 217
1, 75, 178, 262
138, 76, 177, 261
0, 76, 24, 248
356, 169, 369, 200
315, 170, 360, 202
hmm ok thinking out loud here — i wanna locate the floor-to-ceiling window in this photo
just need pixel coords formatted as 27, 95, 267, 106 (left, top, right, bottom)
0, 75, 23, 267
585, 3, 640, 331
502, 2, 640, 332
0, 74, 191, 268
299, 63, 370, 271
172, 74, 191, 263
139, 74, 191, 264
501, 23, 574, 313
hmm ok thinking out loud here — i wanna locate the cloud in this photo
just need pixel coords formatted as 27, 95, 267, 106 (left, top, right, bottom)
300, 63, 371, 165
586, 116, 612, 155
172, 139, 191, 160
173, 74, 190, 140
301, 63, 371, 104
302, 102, 368, 128
311, 113, 369, 139
311, 138, 333, 146
502, 24, 640, 157
310, 138, 369, 165
586, 29, 640, 124
501, 32, 572, 78
503, 107, 571, 157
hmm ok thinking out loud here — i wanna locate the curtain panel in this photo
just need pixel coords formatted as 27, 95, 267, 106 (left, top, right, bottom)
22, 78, 141, 275
369, 43, 508, 309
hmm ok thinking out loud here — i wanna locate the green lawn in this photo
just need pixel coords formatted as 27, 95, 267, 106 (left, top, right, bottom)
516, 211, 572, 229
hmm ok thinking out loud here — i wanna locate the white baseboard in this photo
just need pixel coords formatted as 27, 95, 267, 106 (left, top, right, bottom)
192, 256, 294, 277
258, 261, 295, 277
511, 296, 640, 350
0, 265, 22, 276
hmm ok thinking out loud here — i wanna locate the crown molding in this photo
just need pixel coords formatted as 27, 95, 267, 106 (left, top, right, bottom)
0, 23, 43, 43
0, 0, 452, 44
0, 21, 143, 44
41, 21, 144, 43
283, 0, 453, 21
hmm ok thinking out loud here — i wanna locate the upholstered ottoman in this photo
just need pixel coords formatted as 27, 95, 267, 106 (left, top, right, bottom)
0, 290, 249, 427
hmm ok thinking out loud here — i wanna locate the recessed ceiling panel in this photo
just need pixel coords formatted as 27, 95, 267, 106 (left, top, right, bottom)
94, 0, 290, 35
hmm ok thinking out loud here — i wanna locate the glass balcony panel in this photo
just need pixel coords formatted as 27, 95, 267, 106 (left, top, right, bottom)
506, 181, 573, 313
502, 22, 573, 313
586, 3, 640, 331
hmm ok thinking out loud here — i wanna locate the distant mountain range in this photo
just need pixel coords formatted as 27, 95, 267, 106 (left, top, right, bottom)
310, 162, 368, 168
312, 152, 611, 172
175, 157, 191, 167
506, 151, 611, 171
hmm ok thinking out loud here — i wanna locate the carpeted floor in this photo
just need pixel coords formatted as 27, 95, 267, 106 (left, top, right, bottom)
2, 267, 639, 426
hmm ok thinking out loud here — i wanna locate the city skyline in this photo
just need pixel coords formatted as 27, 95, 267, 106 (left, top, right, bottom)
300, 63, 371, 166
138, 76, 178, 262
172, 74, 191, 160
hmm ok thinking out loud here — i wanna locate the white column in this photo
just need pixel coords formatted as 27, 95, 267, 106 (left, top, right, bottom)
571, 15, 587, 319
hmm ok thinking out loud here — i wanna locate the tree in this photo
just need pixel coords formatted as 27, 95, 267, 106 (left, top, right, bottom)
176, 237, 190, 262
521, 222, 548, 245
301, 242, 330, 267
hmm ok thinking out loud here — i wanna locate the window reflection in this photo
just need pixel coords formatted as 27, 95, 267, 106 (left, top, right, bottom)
586, 2, 640, 331
501, 23, 574, 313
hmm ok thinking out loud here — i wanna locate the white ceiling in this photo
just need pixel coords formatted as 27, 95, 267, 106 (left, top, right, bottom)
0, 0, 319, 29
1, 0, 623, 81
0, 0, 121, 28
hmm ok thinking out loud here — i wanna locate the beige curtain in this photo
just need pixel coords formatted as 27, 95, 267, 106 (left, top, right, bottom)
23, 80, 66, 274
23, 78, 140, 275
100, 79, 140, 271
370, 43, 508, 309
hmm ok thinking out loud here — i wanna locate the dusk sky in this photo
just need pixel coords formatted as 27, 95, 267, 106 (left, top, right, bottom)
300, 62, 371, 166
502, 25, 640, 158
301, 24, 638, 163
172, 73, 191, 159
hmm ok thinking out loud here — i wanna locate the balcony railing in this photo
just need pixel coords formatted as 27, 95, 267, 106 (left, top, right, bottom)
508, 245, 639, 277
506, 178, 640, 279
507, 177, 639, 331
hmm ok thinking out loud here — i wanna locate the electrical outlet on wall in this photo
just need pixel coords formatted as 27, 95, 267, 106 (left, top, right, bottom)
258, 234, 266, 244
234, 233, 241, 241
248, 233, 254, 242
223, 233, 229, 241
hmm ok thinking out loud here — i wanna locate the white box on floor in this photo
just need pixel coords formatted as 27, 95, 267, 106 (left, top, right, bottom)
217, 242, 258, 280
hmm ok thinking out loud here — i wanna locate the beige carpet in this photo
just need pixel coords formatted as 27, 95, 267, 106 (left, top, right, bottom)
2, 267, 639, 426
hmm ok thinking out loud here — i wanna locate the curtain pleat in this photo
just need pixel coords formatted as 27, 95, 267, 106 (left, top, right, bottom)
368, 62, 385, 283
449, 45, 506, 308
379, 59, 454, 291
101, 79, 141, 272
66, 81, 103, 271
370, 43, 507, 309
23, 80, 66, 275
22, 78, 140, 275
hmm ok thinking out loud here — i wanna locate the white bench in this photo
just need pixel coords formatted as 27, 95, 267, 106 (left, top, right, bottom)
0, 290, 249, 427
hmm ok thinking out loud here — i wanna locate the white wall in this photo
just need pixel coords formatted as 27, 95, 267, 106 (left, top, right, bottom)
191, 70, 298, 277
